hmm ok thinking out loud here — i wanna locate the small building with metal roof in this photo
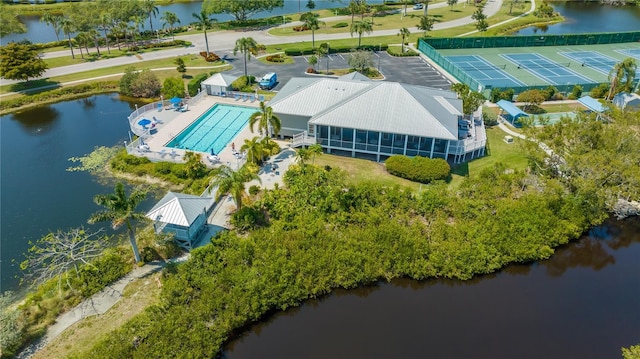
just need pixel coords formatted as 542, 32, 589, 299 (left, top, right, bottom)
613, 92, 640, 111
496, 99, 529, 127
201, 73, 238, 96
146, 192, 215, 250
269, 75, 485, 163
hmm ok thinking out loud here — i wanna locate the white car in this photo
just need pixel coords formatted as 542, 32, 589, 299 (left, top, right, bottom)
413, 3, 424, 10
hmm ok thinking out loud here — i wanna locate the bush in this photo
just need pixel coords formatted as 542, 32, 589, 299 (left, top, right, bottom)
265, 54, 286, 63
483, 109, 498, 127
292, 25, 309, 31
188, 73, 209, 97
128, 70, 161, 98
249, 185, 261, 196
306, 67, 316, 74
385, 155, 450, 183
231, 206, 265, 231
199, 51, 220, 62
387, 46, 418, 57
332, 22, 349, 28
162, 77, 185, 99
589, 83, 610, 99
490, 88, 514, 103
231, 75, 255, 91
74, 251, 129, 297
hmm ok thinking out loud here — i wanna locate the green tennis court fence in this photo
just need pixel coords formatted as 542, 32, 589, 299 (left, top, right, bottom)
418, 42, 608, 96
418, 42, 483, 91
420, 31, 640, 49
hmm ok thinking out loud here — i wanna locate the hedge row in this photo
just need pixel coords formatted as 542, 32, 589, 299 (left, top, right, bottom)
285, 44, 389, 56
188, 73, 209, 97
385, 155, 450, 183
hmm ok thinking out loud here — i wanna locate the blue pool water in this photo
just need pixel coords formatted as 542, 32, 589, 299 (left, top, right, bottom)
166, 104, 255, 154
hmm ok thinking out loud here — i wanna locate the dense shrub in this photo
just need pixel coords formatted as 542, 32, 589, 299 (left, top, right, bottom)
230, 206, 265, 231
265, 54, 286, 63
490, 88, 515, 103
292, 25, 309, 31
387, 47, 418, 57
231, 75, 255, 91
569, 85, 583, 100
162, 77, 185, 99
306, 67, 316, 73
483, 109, 498, 126
385, 155, 450, 183
188, 73, 209, 97
332, 22, 349, 28
589, 83, 610, 99
199, 51, 220, 62
120, 68, 161, 98
74, 251, 129, 297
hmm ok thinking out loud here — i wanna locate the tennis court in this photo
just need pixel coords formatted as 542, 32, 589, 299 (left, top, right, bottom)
500, 53, 592, 85
559, 51, 619, 75
616, 48, 640, 60
446, 55, 525, 88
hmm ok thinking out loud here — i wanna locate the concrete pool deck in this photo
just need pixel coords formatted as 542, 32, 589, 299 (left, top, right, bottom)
134, 95, 264, 168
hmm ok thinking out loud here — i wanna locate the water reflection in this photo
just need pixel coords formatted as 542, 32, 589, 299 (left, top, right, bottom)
223, 217, 640, 359
10, 105, 60, 135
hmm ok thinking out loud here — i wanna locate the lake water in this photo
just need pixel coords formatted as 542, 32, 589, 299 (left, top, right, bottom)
0, 94, 158, 293
516, 2, 640, 35
223, 217, 640, 359
1, 0, 385, 45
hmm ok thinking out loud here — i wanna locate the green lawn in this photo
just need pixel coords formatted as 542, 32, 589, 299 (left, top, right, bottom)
269, 3, 478, 37
312, 124, 529, 192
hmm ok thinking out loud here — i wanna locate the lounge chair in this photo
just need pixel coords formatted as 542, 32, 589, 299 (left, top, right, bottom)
234, 94, 240, 101
152, 116, 162, 124
157, 103, 163, 112
207, 155, 220, 163
180, 104, 189, 112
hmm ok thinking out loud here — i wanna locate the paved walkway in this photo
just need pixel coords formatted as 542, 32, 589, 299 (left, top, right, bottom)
16, 259, 178, 359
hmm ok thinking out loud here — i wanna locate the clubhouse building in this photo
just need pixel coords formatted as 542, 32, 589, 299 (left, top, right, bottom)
269, 74, 486, 164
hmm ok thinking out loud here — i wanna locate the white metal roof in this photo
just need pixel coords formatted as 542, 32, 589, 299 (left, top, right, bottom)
201, 73, 238, 87
269, 78, 372, 116
308, 82, 459, 140
146, 192, 212, 227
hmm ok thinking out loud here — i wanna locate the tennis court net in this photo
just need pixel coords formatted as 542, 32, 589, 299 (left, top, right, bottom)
516, 62, 571, 69
457, 64, 507, 71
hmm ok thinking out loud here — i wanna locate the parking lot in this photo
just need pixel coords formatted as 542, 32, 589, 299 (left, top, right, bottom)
216, 50, 452, 91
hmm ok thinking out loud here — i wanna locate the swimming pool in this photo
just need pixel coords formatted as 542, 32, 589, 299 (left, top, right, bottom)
166, 104, 256, 154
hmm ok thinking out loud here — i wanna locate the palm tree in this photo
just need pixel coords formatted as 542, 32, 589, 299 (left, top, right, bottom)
209, 165, 260, 211
350, 20, 373, 48
98, 12, 112, 54
308, 143, 323, 165
241, 136, 265, 164
302, 12, 325, 49
417, 15, 434, 36
132, 15, 145, 47
192, 10, 215, 54
160, 11, 180, 41
249, 101, 282, 137
398, 27, 410, 53
296, 148, 311, 168
60, 17, 76, 59
88, 182, 148, 263
607, 57, 637, 100
423, 0, 431, 16
234, 37, 258, 79
348, 0, 359, 24
141, 0, 159, 34
41, 12, 62, 42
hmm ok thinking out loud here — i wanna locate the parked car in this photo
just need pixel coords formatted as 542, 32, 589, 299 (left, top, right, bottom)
413, 3, 424, 10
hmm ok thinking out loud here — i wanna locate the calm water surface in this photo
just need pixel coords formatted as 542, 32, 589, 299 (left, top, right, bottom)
516, 2, 640, 35
224, 217, 640, 359
0, 94, 157, 292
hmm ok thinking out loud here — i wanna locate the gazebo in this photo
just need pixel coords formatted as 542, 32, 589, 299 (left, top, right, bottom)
146, 192, 215, 251
496, 99, 529, 127
201, 73, 238, 97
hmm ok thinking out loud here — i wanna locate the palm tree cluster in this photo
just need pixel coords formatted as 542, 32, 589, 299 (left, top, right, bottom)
40, 0, 183, 59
